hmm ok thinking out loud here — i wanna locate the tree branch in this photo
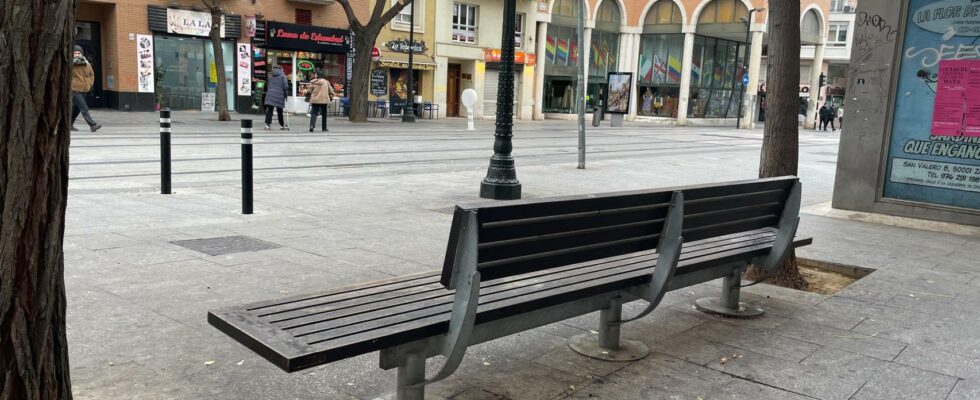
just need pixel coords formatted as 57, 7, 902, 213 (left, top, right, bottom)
335, 0, 363, 30
377, 0, 414, 29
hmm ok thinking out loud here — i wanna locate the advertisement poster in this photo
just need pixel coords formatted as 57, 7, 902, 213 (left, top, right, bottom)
883, 0, 980, 209
167, 8, 224, 38
237, 43, 252, 96
370, 69, 387, 96
604, 72, 632, 114
136, 34, 154, 93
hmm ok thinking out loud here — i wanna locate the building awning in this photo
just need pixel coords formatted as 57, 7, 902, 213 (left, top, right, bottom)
377, 52, 437, 70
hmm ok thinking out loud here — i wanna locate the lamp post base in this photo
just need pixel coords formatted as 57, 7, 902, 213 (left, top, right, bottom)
480, 181, 521, 200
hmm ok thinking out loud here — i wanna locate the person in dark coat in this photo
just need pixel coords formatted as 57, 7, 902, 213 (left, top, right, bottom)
72, 45, 102, 132
819, 104, 831, 131
264, 65, 289, 130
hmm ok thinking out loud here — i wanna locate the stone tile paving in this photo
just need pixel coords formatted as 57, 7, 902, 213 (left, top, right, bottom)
65, 111, 979, 399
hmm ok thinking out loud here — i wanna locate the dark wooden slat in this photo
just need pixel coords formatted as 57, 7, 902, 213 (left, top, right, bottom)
684, 189, 788, 214
269, 230, 779, 323
279, 238, 811, 372
479, 204, 669, 242
290, 234, 783, 339
477, 220, 665, 263
242, 271, 440, 315
682, 215, 781, 242
684, 202, 784, 230
272, 232, 777, 332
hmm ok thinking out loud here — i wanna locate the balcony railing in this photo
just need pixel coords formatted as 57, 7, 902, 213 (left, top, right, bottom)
830, 2, 857, 14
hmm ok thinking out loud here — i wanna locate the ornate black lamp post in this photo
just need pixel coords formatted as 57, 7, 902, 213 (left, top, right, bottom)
402, 0, 417, 122
479, 0, 521, 199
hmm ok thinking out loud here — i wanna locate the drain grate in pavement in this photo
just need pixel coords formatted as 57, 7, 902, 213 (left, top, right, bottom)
170, 235, 282, 256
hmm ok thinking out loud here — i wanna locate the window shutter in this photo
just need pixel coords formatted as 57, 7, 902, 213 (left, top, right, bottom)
295, 9, 312, 25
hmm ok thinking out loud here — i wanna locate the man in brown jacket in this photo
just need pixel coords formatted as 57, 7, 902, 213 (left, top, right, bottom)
72, 45, 102, 132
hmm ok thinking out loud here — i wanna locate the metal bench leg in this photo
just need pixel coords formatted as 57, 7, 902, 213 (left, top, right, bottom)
395, 353, 426, 400
568, 296, 650, 362
694, 263, 765, 318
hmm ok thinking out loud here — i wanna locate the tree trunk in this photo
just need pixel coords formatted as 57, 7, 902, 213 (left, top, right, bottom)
0, 0, 75, 398
210, 10, 231, 121
347, 26, 381, 122
748, 1, 806, 290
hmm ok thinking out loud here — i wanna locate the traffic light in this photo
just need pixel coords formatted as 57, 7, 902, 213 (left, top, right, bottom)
819, 73, 827, 88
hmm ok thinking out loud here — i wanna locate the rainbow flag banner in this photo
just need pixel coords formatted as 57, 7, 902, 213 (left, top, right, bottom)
557, 38, 569, 64
546, 35, 556, 62
570, 40, 578, 64
667, 55, 682, 82
691, 57, 701, 83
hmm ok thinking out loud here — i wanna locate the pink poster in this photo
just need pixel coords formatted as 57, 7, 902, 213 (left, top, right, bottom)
932, 60, 980, 137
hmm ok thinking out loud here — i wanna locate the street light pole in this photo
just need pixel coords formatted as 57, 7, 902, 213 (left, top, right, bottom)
736, 8, 762, 129
479, 0, 521, 199
576, 0, 586, 169
402, 0, 416, 122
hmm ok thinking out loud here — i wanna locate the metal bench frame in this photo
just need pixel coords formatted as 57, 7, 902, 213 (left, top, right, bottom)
378, 182, 802, 400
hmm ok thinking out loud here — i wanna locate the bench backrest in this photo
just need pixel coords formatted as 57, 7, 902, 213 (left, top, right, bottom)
440, 176, 800, 287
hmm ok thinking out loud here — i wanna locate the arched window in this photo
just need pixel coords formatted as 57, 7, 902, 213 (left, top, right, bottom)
552, 0, 577, 18
595, 1, 622, 26
698, 0, 748, 24
646, 1, 683, 26
801, 9, 822, 44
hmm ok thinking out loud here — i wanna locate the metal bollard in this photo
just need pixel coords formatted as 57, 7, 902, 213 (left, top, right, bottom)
160, 109, 172, 194
241, 119, 253, 215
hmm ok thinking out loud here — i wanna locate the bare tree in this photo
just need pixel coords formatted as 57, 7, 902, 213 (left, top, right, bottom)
203, 0, 231, 121
749, 1, 806, 289
337, 0, 414, 122
0, 0, 75, 398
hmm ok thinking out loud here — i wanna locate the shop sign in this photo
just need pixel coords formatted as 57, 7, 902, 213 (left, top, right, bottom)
799, 84, 811, 97
484, 49, 536, 66
136, 35, 155, 93
266, 21, 350, 54
237, 43, 252, 96
167, 8, 225, 38
297, 60, 316, 71
371, 69, 388, 96
385, 38, 427, 53
371, 47, 381, 62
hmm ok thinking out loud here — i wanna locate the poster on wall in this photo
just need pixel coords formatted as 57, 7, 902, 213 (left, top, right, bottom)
167, 8, 225, 37
604, 72, 632, 114
237, 43, 252, 96
883, 0, 980, 210
370, 69, 388, 96
136, 34, 154, 93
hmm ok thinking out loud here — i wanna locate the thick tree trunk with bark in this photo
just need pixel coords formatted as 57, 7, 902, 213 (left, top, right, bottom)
208, 5, 231, 121
347, 27, 381, 122
748, 1, 806, 290
0, 0, 75, 398
336, 0, 413, 122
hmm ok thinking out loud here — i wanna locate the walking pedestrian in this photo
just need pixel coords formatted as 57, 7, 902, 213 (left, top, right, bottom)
72, 45, 102, 132
264, 65, 289, 130
307, 70, 334, 133
837, 104, 844, 130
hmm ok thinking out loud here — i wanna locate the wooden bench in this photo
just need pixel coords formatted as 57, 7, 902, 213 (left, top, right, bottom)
209, 176, 810, 400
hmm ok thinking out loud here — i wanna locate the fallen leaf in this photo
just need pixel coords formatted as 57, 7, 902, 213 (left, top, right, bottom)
204, 360, 215, 365
569, 385, 576, 391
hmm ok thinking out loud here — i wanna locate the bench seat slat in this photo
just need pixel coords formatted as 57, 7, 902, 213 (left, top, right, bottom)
260, 230, 780, 324
209, 228, 810, 372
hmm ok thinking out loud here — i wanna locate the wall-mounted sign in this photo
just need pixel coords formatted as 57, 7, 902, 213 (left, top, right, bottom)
201, 92, 216, 112
167, 8, 225, 37
245, 16, 257, 37
484, 49, 536, 66
237, 43, 252, 96
883, 0, 980, 210
384, 38, 427, 53
136, 34, 154, 93
266, 22, 350, 54
371, 69, 388, 96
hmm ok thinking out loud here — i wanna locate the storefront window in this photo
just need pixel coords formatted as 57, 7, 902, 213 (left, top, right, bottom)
543, 23, 581, 113
154, 36, 237, 111
636, 1, 683, 117
268, 50, 347, 99
586, 1, 621, 110
688, 35, 745, 118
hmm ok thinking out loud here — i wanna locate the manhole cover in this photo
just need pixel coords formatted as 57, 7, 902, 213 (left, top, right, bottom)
170, 235, 282, 256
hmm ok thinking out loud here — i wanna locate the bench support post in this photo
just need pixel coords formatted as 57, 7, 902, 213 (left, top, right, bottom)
694, 264, 765, 318
395, 353, 426, 400
568, 296, 650, 362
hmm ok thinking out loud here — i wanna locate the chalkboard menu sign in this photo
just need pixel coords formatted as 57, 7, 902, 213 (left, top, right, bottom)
370, 69, 388, 96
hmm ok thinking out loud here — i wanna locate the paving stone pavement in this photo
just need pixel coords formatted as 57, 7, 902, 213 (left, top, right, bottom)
65, 110, 979, 399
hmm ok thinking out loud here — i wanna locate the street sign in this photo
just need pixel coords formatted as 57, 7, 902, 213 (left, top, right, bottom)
742, 74, 749, 86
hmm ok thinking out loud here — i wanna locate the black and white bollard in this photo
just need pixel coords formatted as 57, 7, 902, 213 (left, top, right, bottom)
160, 109, 172, 194
241, 119, 253, 215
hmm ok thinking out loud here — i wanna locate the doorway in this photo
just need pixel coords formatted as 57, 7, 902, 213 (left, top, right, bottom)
447, 63, 461, 117
75, 21, 104, 108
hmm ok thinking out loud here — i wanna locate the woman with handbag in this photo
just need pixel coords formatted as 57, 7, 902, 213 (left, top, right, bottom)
307, 70, 335, 132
